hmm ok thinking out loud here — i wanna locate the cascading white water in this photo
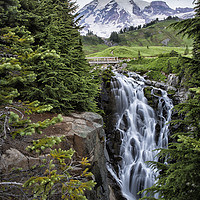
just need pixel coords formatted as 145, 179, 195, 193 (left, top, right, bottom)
107, 72, 173, 200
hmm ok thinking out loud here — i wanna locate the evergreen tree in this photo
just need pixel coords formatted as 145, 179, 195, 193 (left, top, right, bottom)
20, 0, 100, 113
0, 26, 35, 105
129, 26, 134, 31
137, 50, 142, 59
170, 0, 200, 59
109, 31, 120, 43
0, 2, 96, 199
184, 45, 189, 55
0, 0, 20, 27
119, 29, 124, 34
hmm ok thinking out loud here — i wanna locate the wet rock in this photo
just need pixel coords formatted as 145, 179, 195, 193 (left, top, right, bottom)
109, 186, 117, 200
154, 82, 167, 90
145, 79, 152, 85
167, 74, 179, 87
121, 63, 127, 69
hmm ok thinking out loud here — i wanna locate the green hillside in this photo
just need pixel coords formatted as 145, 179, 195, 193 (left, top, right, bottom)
86, 46, 192, 58
82, 18, 193, 55
117, 19, 193, 47
81, 34, 108, 55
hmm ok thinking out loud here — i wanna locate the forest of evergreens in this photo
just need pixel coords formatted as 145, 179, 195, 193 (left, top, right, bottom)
1, 0, 200, 199
0, 0, 98, 199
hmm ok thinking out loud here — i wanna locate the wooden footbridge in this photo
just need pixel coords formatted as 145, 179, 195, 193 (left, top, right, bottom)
86, 57, 120, 65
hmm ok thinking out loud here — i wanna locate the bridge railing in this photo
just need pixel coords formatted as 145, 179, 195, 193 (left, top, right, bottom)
86, 57, 120, 64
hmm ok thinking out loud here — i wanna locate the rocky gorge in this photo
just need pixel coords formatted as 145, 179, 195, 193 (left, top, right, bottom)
0, 66, 189, 200
99, 66, 189, 199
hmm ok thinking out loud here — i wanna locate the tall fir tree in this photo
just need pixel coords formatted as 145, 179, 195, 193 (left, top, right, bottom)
20, 0, 100, 114
109, 31, 120, 43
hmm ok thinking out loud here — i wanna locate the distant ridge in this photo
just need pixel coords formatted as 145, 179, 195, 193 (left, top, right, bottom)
78, 0, 194, 38
81, 18, 193, 55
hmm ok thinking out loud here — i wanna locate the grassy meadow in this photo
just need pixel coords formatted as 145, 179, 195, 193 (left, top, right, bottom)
86, 46, 192, 58
126, 56, 181, 81
82, 18, 193, 83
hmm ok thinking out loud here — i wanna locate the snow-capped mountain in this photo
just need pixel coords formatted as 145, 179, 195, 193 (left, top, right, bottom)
78, 0, 194, 38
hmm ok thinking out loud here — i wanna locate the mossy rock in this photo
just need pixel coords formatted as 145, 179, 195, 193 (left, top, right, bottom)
144, 86, 152, 98
167, 89, 176, 95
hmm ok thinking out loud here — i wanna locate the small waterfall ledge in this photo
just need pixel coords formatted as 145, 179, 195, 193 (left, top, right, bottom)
105, 71, 173, 200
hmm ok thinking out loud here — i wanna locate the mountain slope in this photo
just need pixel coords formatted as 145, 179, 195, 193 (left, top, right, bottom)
117, 19, 193, 47
81, 19, 193, 55
78, 0, 194, 38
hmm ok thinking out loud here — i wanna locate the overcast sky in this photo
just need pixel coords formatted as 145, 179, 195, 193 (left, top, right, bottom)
76, 0, 195, 10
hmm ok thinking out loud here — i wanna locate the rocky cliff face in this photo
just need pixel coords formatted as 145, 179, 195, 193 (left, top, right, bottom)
78, 0, 194, 37
0, 112, 109, 200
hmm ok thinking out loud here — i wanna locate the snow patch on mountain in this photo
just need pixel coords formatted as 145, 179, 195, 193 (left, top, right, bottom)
96, 0, 110, 9
173, 11, 195, 19
132, 0, 150, 10
78, 0, 194, 38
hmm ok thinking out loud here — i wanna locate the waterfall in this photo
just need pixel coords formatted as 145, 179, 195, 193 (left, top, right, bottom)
107, 72, 173, 200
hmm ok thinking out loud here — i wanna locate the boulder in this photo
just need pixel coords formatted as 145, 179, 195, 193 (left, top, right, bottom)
55, 112, 109, 199
0, 112, 109, 200
0, 148, 41, 171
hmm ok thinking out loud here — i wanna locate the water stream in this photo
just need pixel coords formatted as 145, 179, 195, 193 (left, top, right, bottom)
107, 72, 173, 200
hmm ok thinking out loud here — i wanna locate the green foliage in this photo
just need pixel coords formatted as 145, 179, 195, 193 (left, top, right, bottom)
18, 0, 100, 114
88, 46, 191, 58
81, 34, 104, 46
127, 57, 180, 81
0, 101, 62, 140
0, 0, 101, 114
0, 26, 35, 105
184, 45, 189, 55
101, 66, 115, 87
82, 44, 108, 55
13, 113, 62, 137
24, 148, 96, 200
109, 31, 120, 43
140, 92, 200, 200
0, 1, 97, 199
175, 57, 200, 88
82, 19, 193, 56
158, 50, 179, 57
140, 3, 200, 199
0, 0, 20, 27
0, 26, 64, 139
169, 1, 200, 60
119, 18, 193, 47
26, 136, 65, 153
137, 50, 142, 59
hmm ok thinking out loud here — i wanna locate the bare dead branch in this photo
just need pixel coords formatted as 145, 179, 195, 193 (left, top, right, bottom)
0, 182, 23, 186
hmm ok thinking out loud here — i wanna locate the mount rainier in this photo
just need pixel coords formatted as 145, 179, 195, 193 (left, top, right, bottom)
77, 0, 194, 38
